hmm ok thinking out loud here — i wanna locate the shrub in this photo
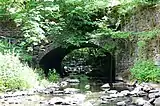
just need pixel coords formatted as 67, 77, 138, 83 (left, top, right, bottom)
0, 52, 39, 91
48, 69, 60, 82
35, 68, 46, 80
0, 40, 32, 63
39, 79, 50, 87
130, 60, 160, 83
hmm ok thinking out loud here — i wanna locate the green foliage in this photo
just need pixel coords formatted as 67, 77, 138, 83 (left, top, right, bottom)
111, 31, 131, 38
2, 0, 116, 48
78, 74, 89, 83
0, 0, 63, 50
39, 79, 50, 87
118, 0, 159, 15
103, 43, 116, 52
12, 0, 63, 49
1, 0, 160, 49
54, 0, 111, 46
0, 0, 139, 50
35, 68, 46, 80
0, 52, 39, 91
0, 40, 32, 63
137, 40, 146, 48
136, 29, 160, 58
65, 48, 104, 59
137, 29, 160, 41
130, 60, 160, 82
48, 69, 60, 82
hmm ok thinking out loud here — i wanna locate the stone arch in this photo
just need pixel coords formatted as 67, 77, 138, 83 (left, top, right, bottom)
39, 43, 115, 82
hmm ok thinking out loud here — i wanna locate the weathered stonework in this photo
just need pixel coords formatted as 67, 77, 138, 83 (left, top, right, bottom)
0, 21, 20, 37
123, 5, 160, 32
117, 5, 160, 78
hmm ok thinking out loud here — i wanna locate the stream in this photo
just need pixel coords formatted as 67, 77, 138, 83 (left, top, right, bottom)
0, 80, 106, 106
0, 79, 159, 106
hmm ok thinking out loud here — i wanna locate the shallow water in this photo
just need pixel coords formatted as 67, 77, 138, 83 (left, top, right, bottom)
0, 81, 111, 106
2, 81, 159, 106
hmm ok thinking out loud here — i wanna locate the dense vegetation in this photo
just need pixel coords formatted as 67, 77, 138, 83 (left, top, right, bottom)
0, 52, 39, 90
130, 60, 160, 83
2, 0, 157, 50
0, 0, 160, 90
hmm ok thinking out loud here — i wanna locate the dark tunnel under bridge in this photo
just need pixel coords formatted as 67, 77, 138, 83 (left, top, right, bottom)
39, 43, 116, 83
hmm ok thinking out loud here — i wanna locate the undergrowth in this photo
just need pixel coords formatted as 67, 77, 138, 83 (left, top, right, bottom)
0, 51, 39, 91
130, 60, 160, 83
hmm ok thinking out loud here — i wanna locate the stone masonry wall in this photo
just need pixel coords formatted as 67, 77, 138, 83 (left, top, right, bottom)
117, 5, 160, 78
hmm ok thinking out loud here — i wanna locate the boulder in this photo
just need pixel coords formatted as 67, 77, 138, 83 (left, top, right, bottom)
117, 101, 126, 106
106, 90, 117, 94
148, 92, 160, 99
70, 94, 86, 104
66, 79, 80, 83
143, 102, 153, 106
120, 90, 130, 96
101, 83, 110, 89
153, 97, 160, 106
133, 98, 147, 106
48, 97, 65, 105
60, 81, 68, 87
82, 101, 93, 106
64, 88, 80, 94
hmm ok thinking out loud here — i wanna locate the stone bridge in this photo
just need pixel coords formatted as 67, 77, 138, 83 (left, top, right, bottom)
36, 5, 160, 81
0, 24, 138, 83
33, 36, 135, 83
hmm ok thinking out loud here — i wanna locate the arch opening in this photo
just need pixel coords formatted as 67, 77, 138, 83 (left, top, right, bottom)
39, 44, 115, 82
62, 47, 115, 82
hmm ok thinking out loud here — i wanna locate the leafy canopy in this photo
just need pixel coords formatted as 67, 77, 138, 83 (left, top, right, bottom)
0, 0, 159, 51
